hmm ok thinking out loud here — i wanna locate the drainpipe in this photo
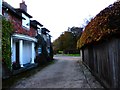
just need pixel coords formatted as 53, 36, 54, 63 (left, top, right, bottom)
80, 49, 82, 61
11, 37, 13, 70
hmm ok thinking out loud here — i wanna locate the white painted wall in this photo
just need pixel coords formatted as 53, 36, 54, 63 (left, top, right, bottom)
31, 42, 35, 63
19, 40, 23, 67
12, 40, 35, 65
12, 34, 36, 66
23, 41, 32, 64
12, 41, 16, 63
22, 13, 30, 29
43, 34, 47, 42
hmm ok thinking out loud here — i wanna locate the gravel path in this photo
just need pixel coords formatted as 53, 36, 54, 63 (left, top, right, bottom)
11, 55, 104, 88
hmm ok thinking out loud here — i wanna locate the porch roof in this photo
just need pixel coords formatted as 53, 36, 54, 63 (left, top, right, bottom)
12, 34, 37, 42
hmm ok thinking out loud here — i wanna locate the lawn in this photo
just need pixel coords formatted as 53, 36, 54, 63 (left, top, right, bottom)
63, 54, 80, 56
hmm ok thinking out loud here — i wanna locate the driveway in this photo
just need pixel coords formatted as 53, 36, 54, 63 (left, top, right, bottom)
11, 55, 104, 88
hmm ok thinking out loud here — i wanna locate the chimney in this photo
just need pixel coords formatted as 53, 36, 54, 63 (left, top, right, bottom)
20, 0, 27, 12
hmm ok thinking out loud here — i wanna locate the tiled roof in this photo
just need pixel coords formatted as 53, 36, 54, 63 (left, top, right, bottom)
31, 20, 43, 27
42, 28, 50, 32
2, 1, 24, 19
15, 9, 32, 18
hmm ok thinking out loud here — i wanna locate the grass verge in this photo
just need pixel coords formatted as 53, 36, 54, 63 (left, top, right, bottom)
63, 54, 80, 56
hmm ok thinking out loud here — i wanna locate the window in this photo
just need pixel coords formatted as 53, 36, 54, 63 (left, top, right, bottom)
47, 47, 50, 54
38, 29, 41, 35
38, 46, 42, 54
47, 34, 49, 39
22, 13, 30, 30
37, 25, 42, 35
4, 11, 9, 19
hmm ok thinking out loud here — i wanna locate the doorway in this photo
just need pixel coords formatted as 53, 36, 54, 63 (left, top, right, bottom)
16, 42, 19, 64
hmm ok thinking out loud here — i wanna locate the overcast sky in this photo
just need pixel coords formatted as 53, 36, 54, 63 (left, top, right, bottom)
4, 0, 116, 42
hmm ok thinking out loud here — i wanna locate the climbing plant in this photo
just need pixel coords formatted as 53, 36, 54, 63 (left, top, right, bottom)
2, 17, 13, 70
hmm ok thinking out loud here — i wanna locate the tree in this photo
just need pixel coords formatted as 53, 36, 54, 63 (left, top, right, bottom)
53, 27, 83, 54
81, 16, 93, 28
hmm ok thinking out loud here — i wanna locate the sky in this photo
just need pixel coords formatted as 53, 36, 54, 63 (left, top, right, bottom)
4, 0, 116, 42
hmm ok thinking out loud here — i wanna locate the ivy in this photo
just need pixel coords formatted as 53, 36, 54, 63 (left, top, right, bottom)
77, 1, 120, 48
2, 17, 13, 70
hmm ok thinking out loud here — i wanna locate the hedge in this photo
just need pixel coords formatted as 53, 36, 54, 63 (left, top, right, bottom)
77, 1, 120, 48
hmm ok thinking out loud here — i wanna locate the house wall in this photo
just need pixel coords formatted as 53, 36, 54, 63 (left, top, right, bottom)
12, 39, 16, 63
2, 9, 37, 37
82, 37, 120, 88
23, 41, 32, 64
3, 8, 37, 66
12, 38, 36, 65
11, 16, 37, 37
42, 34, 47, 42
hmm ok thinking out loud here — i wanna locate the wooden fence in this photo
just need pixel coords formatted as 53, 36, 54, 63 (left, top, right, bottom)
82, 37, 120, 88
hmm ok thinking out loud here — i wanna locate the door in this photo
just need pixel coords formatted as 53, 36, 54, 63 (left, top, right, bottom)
16, 42, 19, 64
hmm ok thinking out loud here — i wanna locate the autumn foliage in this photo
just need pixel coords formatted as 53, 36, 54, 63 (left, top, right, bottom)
77, 1, 120, 48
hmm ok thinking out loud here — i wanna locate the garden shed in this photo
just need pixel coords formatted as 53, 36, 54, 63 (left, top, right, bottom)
77, 1, 120, 88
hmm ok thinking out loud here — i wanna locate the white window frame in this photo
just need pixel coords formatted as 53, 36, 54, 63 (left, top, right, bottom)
4, 10, 9, 20
37, 25, 42, 35
22, 13, 30, 30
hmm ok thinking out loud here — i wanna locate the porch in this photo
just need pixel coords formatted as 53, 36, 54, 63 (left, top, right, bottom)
11, 34, 37, 69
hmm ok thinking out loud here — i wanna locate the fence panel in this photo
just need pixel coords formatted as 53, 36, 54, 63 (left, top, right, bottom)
82, 38, 120, 88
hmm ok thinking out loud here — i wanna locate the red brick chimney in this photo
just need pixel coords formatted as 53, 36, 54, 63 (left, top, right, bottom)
20, 0, 27, 12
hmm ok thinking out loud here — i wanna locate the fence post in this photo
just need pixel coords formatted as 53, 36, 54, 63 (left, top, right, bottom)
80, 49, 82, 61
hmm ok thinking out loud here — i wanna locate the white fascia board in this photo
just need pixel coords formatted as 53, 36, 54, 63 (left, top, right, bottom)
12, 34, 37, 42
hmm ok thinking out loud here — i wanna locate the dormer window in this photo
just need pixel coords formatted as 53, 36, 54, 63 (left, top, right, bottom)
22, 13, 30, 30
37, 25, 42, 35
4, 10, 9, 20
38, 28, 42, 35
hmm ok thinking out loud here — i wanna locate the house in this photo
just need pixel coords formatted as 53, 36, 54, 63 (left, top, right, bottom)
2, 0, 53, 66
2, 1, 53, 79
30, 20, 44, 56
30, 20, 52, 57
2, 1, 37, 69
34, 27, 53, 64
77, 1, 120, 88
41, 28, 51, 54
